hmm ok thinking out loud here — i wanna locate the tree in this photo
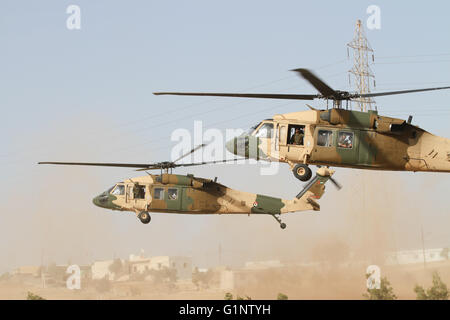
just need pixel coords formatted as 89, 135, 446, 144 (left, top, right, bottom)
108, 258, 123, 278
192, 269, 215, 289
277, 293, 288, 300
148, 267, 177, 284
224, 293, 251, 300
363, 276, 397, 300
0, 272, 11, 281
414, 271, 449, 300
27, 292, 45, 300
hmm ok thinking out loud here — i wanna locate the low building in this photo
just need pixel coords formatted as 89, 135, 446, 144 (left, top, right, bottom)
385, 248, 449, 265
129, 255, 192, 280
91, 259, 116, 280
13, 265, 41, 277
244, 260, 284, 270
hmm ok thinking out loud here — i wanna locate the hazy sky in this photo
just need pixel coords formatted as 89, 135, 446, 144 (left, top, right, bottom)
0, 1, 449, 273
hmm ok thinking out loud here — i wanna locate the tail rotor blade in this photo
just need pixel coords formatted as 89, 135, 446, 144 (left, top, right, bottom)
329, 177, 342, 190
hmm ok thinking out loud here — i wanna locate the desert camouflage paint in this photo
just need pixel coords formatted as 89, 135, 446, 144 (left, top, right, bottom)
226, 109, 450, 173
92, 168, 334, 217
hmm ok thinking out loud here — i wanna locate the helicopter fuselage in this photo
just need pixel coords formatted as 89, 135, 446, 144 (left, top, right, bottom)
92, 171, 332, 218
226, 108, 450, 175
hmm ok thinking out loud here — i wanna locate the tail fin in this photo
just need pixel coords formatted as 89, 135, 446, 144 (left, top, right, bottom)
281, 168, 335, 213
296, 167, 334, 200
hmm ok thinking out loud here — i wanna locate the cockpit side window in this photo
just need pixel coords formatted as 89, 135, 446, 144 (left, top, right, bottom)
111, 184, 125, 195
253, 123, 274, 138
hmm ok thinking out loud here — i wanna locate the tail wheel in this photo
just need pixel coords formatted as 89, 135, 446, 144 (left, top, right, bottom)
293, 164, 312, 181
138, 212, 151, 224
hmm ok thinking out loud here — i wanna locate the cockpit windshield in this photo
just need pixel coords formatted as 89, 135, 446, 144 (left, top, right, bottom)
253, 122, 274, 138
99, 186, 115, 196
111, 184, 125, 195
246, 122, 261, 135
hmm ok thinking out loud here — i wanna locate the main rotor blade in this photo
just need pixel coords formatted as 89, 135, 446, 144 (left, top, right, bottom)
172, 144, 207, 164
153, 92, 317, 100
292, 68, 340, 99
177, 158, 247, 167
136, 158, 247, 171
38, 161, 152, 168
354, 86, 450, 98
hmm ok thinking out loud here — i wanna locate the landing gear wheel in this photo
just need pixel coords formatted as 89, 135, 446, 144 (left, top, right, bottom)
293, 164, 312, 181
271, 214, 287, 230
138, 212, 151, 224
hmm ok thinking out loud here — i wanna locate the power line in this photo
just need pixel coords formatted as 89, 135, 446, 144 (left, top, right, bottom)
376, 53, 450, 59
374, 60, 450, 65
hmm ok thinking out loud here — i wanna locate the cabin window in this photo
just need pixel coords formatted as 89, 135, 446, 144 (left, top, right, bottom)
317, 130, 333, 147
253, 123, 273, 138
338, 131, 354, 149
168, 188, 178, 200
111, 184, 125, 195
134, 185, 146, 199
287, 125, 305, 145
154, 188, 164, 200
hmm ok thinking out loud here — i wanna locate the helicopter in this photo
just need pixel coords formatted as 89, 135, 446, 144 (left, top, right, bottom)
38, 146, 339, 229
154, 68, 450, 181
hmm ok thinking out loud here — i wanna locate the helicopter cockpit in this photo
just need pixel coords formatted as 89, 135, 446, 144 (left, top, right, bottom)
92, 183, 125, 210
111, 184, 125, 195
252, 122, 274, 139
225, 120, 276, 160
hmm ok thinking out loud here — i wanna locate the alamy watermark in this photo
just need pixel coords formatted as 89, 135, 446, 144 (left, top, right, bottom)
66, 5, 81, 30
171, 121, 280, 176
66, 264, 81, 290
366, 5, 381, 30
366, 265, 381, 289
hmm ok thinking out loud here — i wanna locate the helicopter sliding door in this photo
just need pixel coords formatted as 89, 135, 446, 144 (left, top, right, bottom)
149, 186, 182, 211
310, 127, 336, 164
166, 187, 182, 211
336, 130, 359, 165
150, 186, 165, 210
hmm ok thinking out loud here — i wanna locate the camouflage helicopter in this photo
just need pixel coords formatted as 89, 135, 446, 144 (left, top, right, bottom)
154, 68, 450, 181
39, 146, 339, 229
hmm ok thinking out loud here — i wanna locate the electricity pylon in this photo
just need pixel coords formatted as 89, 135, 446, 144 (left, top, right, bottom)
347, 19, 376, 112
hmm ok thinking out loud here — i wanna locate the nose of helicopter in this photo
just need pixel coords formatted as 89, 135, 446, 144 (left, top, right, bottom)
92, 195, 102, 207
92, 193, 115, 209
225, 138, 237, 155
226, 134, 251, 157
